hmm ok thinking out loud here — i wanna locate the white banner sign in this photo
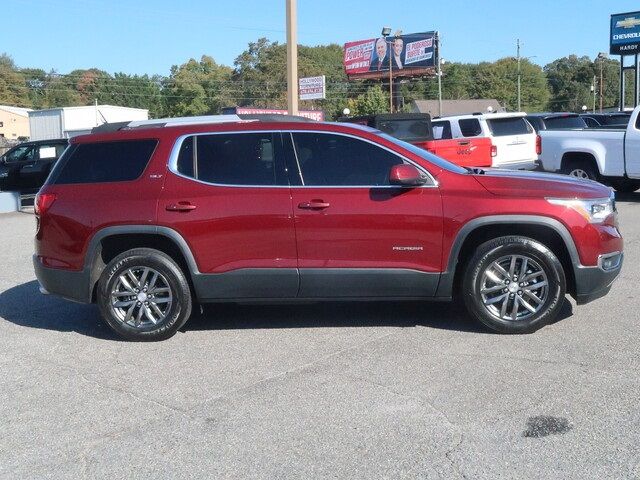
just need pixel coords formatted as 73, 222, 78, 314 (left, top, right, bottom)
299, 75, 325, 100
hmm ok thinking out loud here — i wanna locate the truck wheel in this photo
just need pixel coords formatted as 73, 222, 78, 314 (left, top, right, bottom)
97, 248, 192, 341
462, 236, 566, 334
562, 160, 598, 181
611, 179, 640, 193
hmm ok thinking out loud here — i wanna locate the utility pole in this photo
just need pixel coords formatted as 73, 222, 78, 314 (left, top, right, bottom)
517, 39, 521, 112
597, 52, 607, 113
389, 43, 393, 113
437, 32, 443, 117
592, 75, 597, 113
286, 0, 298, 115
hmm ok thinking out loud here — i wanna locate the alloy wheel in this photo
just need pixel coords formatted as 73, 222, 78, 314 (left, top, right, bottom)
110, 267, 173, 328
569, 168, 590, 179
479, 254, 549, 322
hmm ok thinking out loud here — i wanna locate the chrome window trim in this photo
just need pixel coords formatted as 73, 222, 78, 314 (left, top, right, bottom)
166, 129, 439, 189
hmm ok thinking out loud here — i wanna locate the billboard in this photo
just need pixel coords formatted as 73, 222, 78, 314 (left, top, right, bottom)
610, 11, 640, 55
299, 75, 325, 100
343, 31, 438, 80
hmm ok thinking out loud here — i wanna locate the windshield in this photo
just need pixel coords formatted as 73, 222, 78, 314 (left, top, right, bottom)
544, 116, 586, 129
377, 132, 468, 174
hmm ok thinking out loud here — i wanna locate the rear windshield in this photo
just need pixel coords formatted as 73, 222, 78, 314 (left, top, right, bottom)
487, 117, 532, 136
543, 116, 586, 129
376, 119, 433, 142
50, 140, 157, 185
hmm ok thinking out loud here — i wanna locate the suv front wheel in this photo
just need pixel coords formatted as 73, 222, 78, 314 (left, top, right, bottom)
97, 248, 193, 341
462, 236, 566, 334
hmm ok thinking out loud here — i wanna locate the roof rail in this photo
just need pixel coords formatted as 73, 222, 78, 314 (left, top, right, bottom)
90, 114, 248, 134
126, 114, 244, 129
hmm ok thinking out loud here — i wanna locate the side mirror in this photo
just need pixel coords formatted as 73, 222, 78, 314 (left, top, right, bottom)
389, 164, 428, 186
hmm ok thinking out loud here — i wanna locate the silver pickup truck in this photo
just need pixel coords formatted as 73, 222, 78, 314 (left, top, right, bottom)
538, 105, 640, 192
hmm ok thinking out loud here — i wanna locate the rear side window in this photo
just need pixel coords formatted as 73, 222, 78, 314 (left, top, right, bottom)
487, 117, 532, 136
458, 119, 482, 137
432, 121, 452, 140
52, 140, 157, 184
376, 119, 432, 142
175, 133, 282, 186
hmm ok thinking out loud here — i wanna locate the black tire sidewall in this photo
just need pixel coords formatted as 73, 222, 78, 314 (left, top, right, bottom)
463, 237, 566, 334
97, 249, 192, 341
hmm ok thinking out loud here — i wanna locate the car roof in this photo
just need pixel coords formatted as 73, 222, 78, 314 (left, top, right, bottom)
440, 112, 527, 120
526, 112, 579, 119
71, 120, 382, 144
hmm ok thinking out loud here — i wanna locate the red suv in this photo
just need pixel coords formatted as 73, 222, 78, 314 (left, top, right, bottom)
33, 116, 623, 340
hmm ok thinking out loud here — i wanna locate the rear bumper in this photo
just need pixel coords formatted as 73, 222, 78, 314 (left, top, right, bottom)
33, 255, 91, 304
573, 252, 623, 305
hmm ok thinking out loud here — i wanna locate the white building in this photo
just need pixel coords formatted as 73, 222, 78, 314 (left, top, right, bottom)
0, 105, 33, 140
28, 105, 148, 140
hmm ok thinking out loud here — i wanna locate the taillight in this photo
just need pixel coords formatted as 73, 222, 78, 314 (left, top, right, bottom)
35, 192, 56, 216
536, 135, 542, 155
490, 145, 497, 157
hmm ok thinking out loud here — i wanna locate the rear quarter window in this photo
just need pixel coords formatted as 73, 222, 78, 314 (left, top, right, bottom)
487, 117, 532, 136
458, 118, 482, 137
50, 140, 157, 185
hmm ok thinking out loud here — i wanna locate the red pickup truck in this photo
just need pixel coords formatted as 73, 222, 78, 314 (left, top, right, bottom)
339, 113, 493, 167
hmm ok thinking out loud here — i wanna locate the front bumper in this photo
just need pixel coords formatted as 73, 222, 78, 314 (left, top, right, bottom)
33, 255, 92, 304
573, 252, 623, 305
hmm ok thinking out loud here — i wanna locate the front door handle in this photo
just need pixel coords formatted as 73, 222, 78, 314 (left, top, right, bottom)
298, 200, 330, 210
166, 201, 197, 212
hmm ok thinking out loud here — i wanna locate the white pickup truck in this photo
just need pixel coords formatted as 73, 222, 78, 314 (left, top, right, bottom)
538, 105, 640, 192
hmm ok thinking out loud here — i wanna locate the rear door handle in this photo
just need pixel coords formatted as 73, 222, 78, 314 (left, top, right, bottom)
166, 202, 197, 212
298, 200, 330, 210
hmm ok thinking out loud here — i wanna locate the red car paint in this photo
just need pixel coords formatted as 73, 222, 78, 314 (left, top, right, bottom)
34, 120, 622, 305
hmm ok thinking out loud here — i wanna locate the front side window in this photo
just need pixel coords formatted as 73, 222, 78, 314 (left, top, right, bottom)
291, 132, 404, 186
458, 119, 482, 137
432, 121, 452, 140
176, 133, 279, 186
5, 145, 35, 163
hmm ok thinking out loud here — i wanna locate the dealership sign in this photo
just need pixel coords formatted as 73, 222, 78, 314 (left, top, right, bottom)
610, 11, 640, 54
234, 107, 324, 122
299, 75, 325, 100
343, 32, 437, 80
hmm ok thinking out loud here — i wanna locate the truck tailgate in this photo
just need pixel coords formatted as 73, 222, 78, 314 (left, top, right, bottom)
416, 138, 493, 167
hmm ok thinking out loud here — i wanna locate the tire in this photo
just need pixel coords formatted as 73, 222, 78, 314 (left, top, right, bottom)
610, 179, 640, 193
97, 248, 192, 341
462, 236, 566, 334
562, 160, 599, 181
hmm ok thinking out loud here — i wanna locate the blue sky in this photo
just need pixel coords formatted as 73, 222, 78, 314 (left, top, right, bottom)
5, 0, 639, 75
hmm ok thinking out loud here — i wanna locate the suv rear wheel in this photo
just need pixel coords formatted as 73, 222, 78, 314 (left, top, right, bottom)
462, 236, 566, 334
97, 248, 192, 341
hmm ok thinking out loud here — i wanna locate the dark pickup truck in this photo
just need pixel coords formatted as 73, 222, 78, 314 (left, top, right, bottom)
339, 113, 493, 167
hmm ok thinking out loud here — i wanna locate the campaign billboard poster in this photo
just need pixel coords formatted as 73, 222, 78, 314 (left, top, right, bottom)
343, 32, 438, 80
610, 11, 640, 55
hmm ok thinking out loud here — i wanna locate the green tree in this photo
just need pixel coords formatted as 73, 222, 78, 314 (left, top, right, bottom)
0, 54, 29, 106
164, 55, 233, 116
472, 58, 549, 111
345, 84, 389, 116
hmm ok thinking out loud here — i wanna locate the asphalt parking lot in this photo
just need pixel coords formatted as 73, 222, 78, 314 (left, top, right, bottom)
0, 195, 639, 480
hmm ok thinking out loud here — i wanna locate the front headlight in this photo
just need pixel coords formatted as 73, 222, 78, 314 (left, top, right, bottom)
547, 194, 616, 224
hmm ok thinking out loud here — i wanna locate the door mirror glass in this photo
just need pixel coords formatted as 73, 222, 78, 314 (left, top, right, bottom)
389, 164, 428, 186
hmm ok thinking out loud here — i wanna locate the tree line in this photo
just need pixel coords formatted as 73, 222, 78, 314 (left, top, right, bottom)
0, 38, 631, 120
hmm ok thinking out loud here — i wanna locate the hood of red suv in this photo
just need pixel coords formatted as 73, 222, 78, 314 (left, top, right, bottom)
472, 169, 612, 199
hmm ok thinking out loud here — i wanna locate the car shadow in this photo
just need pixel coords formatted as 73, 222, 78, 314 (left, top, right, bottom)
0, 280, 574, 339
